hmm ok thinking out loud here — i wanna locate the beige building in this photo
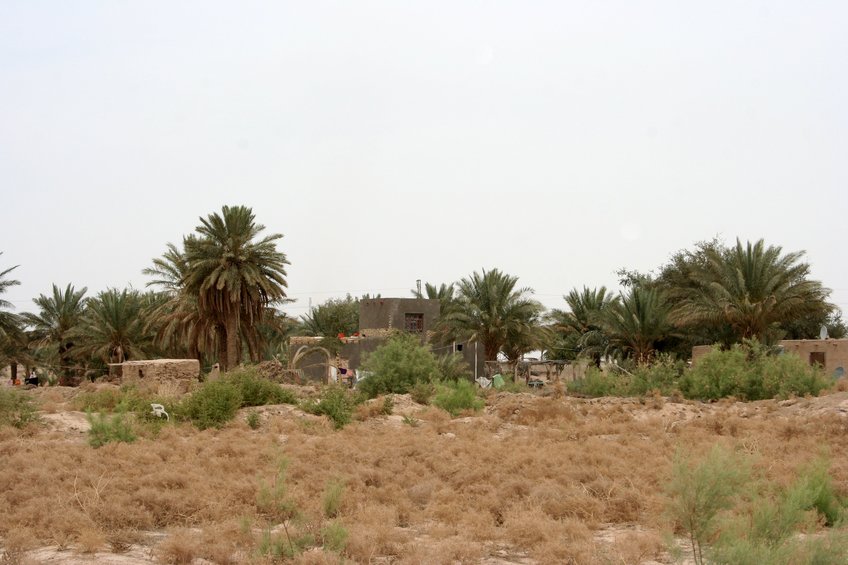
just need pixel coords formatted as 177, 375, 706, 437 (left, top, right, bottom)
110, 359, 201, 395
692, 339, 848, 378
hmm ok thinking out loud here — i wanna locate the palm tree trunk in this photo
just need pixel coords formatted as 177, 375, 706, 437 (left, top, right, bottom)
226, 312, 239, 372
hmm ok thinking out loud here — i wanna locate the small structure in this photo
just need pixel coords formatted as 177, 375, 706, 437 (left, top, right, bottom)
692, 339, 848, 379
110, 359, 200, 395
779, 339, 848, 378
291, 298, 485, 382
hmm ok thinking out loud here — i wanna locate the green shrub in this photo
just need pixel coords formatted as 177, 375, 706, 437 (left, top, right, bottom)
225, 368, 297, 406
432, 379, 484, 416
681, 342, 830, 401
0, 388, 39, 428
359, 334, 442, 398
436, 352, 471, 382
322, 480, 345, 518
302, 386, 355, 429
380, 396, 394, 415
668, 449, 847, 565
569, 357, 684, 397
321, 520, 348, 552
87, 412, 137, 448
247, 410, 261, 430
182, 379, 243, 430
410, 381, 435, 404
667, 445, 750, 565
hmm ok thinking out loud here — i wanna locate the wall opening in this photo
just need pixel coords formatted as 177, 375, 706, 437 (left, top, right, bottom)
809, 352, 826, 367
404, 313, 424, 333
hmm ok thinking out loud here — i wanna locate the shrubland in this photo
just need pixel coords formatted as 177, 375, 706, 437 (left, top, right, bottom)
569, 341, 832, 402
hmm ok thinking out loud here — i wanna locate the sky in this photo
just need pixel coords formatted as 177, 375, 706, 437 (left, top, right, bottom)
1, 1, 847, 320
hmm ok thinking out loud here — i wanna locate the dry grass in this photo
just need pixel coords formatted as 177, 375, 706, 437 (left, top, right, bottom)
1, 388, 847, 563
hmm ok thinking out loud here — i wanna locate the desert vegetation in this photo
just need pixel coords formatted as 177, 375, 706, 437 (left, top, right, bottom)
2, 210, 848, 563
2, 376, 848, 564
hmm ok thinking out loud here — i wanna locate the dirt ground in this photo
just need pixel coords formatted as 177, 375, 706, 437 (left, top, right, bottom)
2, 386, 847, 564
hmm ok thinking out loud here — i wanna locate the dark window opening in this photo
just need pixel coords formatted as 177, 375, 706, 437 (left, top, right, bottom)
809, 352, 826, 367
404, 313, 424, 333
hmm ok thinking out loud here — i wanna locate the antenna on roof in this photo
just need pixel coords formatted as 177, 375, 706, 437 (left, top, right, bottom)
820, 325, 828, 340
416, 279, 422, 297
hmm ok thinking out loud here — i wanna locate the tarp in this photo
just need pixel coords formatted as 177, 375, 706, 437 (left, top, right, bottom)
492, 374, 505, 389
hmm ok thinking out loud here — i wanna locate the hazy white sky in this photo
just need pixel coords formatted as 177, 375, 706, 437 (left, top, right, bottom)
1, 1, 847, 319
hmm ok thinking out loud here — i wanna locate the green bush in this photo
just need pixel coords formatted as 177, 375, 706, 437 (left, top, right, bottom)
87, 412, 137, 448
224, 368, 297, 406
666, 445, 752, 565
410, 381, 435, 404
0, 388, 39, 428
668, 449, 847, 565
569, 357, 684, 397
681, 342, 830, 401
322, 480, 345, 518
182, 379, 243, 430
247, 410, 261, 430
435, 352, 472, 382
321, 520, 348, 552
302, 386, 355, 429
432, 379, 484, 416
359, 334, 442, 398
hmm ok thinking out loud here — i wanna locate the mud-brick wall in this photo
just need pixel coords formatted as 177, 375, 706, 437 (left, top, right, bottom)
120, 359, 200, 395
780, 340, 848, 377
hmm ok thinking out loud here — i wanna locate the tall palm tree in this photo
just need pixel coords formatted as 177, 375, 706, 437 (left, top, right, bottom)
183, 206, 289, 370
23, 284, 88, 385
0, 256, 21, 341
438, 268, 544, 361
0, 256, 26, 380
411, 282, 456, 312
71, 288, 153, 365
144, 243, 221, 361
546, 286, 617, 362
600, 286, 673, 364
671, 239, 832, 344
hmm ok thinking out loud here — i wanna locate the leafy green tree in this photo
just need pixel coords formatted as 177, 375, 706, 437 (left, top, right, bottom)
671, 239, 833, 344
23, 284, 87, 385
183, 206, 289, 370
600, 286, 674, 363
437, 268, 544, 361
71, 288, 154, 365
546, 286, 617, 362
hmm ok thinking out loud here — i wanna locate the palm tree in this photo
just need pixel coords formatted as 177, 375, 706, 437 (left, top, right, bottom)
0, 256, 21, 340
23, 284, 87, 385
546, 286, 617, 362
0, 256, 26, 380
600, 286, 673, 363
671, 239, 832, 344
183, 206, 289, 370
411, 282, 456, 312
438, 268, 544, 361
71, 288, 153, 365
298, 295, 360, 338
144, 243, 221, 361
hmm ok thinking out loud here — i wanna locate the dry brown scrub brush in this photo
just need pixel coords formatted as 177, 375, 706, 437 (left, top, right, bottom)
1, 392, 847, 563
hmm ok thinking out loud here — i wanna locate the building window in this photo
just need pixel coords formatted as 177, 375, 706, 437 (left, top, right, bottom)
810, 352, 826, 367
404, 313, 424, 333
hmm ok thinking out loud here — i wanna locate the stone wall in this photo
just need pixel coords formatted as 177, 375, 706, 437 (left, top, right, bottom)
117, 359, 200, 396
